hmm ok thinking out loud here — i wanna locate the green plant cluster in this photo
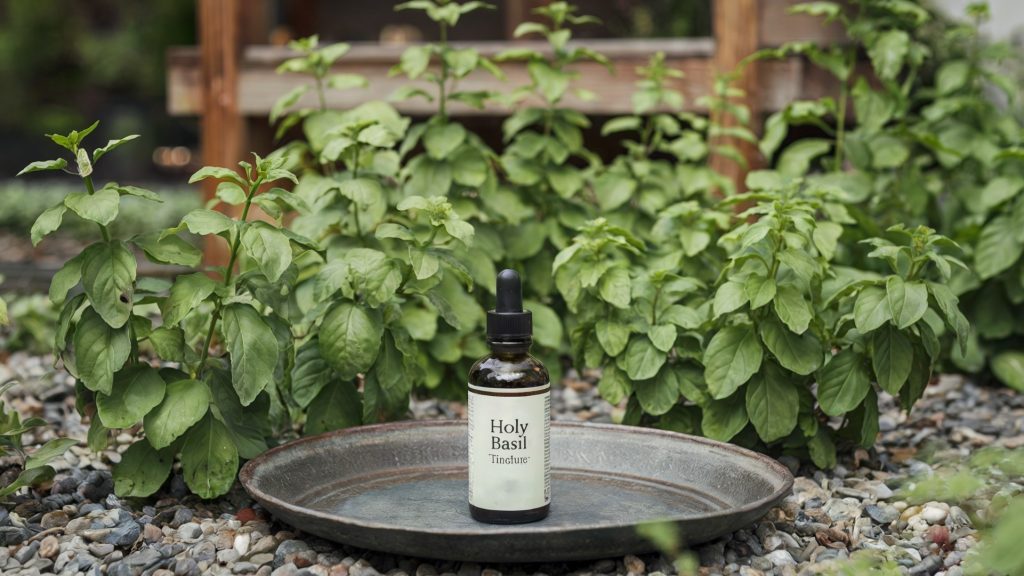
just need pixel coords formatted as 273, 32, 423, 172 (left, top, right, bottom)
0, 381, 77, 498
753, 1, 1024, 390
13, 0, 1020, 498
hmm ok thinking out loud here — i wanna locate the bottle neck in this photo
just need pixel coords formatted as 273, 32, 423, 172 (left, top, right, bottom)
488, 338, 532, 355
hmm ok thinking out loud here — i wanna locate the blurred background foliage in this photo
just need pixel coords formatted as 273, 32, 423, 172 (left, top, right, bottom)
0, 0, 197, 178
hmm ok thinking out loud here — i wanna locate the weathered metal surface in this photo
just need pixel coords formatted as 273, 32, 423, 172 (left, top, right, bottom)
240, 421, 793, 562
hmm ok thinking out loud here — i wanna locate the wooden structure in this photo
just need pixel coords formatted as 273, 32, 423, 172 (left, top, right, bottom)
171, 0, 846, 192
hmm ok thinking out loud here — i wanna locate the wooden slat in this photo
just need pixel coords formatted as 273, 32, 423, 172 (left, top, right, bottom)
710, 0, 762, 193
168, 38, 832, 118
759, 0, 848, 47
197, 0, 243, 267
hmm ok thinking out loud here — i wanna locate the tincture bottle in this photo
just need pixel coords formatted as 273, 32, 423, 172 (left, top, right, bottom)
468, 269, 551, 524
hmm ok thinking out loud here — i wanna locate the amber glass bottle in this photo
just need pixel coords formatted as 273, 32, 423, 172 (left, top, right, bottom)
467, 269, 551, 524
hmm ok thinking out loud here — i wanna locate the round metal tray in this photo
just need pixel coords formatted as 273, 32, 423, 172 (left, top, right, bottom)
240, 421, 793, 562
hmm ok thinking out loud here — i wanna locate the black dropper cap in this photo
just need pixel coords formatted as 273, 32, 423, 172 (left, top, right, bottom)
487, 269, 532, 342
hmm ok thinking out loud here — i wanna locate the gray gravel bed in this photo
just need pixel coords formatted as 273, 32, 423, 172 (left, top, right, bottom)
1, 352, 1022, 576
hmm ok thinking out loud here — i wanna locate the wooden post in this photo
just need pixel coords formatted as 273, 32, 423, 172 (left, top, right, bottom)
504, 0, 544, 39
198, 0, 243, 267
710, 0, 761, 194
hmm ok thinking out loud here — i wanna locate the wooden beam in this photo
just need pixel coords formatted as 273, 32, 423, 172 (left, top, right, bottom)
709, 0, 762, 194
165, 40, 839, 118
168, 38, 837, 118
197, 0, 243, 267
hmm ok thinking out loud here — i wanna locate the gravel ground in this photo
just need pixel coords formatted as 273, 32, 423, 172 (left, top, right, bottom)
1, 352, 1022, 576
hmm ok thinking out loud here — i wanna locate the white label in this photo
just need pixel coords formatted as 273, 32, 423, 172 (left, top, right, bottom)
468, 382, 550, 511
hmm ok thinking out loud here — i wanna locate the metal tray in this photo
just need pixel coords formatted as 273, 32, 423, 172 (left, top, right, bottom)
240, 421, 793, 562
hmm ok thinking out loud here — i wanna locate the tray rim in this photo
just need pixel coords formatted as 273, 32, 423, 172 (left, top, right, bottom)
240, 420, 794, 537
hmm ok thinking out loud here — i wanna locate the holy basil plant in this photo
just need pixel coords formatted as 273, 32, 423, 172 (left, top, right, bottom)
494, 2, 607, 293
758, 0, 1024, 390
553, 218, 710, 431
298, 194, 476, 429
20, 127, 308, 499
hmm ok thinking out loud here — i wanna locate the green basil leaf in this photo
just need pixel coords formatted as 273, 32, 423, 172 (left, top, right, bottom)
745, 275, 776, 310
773, 284, 813, 335
162, 273, 218, 326
73, 308, 131, 394
31, 204, 67, 246
291, 338, 334, 408
134, 232, 202, 267
634, 368, 680, 416
817, 350, 871, 417
96, 365, 166, 429
992, 351, 1024, 392
180, 413, 239, 499
306, 381, 363, 435
65, 187, 120, 226
241, 222, 293, 282
222, 303, 280, 406
598, 364, 632, 406
703, 326, 763, 399
701, 391, 748, 442
599, 267, 631, 309
144, 379, 211, 450
81, 240, 136, 328
854, 285, 890, 333
50, 252, 84, 305
622, 336, 667, 381
423, 123, 467, 159
713, 280, 748, 316
870, 324, 913, 395
745, 362, 799, 443
759, 316, 823, 376
885, 276, 928, 329
113, 440, 173, 498
319, 301, 384, 379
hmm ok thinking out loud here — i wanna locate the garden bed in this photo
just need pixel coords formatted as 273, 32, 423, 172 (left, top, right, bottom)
1, 352, 1020, 576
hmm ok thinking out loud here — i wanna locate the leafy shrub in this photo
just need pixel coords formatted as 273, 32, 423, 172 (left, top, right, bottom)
19, 124, 304, 498
756, 1, 1024, 389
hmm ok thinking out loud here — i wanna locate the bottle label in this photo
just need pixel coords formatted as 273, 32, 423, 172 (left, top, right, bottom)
467, 382, 551, 512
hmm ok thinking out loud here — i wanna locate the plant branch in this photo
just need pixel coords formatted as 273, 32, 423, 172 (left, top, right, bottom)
197, 175, 263, 379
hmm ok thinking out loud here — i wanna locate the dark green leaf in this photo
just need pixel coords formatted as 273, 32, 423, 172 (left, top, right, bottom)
144, 379, 211, 449
319, 301, 384, 379
871, 324, 912, 394
112, 441, 172, 497
745, 363, 799, 443
701, 391, 748, 442
222, 303, 280, 406
134, 232, 202, 267
73, 308, 131, 394
181, 413, 239, 499
622, 337, 667, 381
96, 365, 166, 429
162, 273, 217, 326
817, 350, 871, 416
703, 326, 763, 399
885, 276, 928, 329
759, 317, 823, 375
854, 286, 890, 333
81, 240, 136, 328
